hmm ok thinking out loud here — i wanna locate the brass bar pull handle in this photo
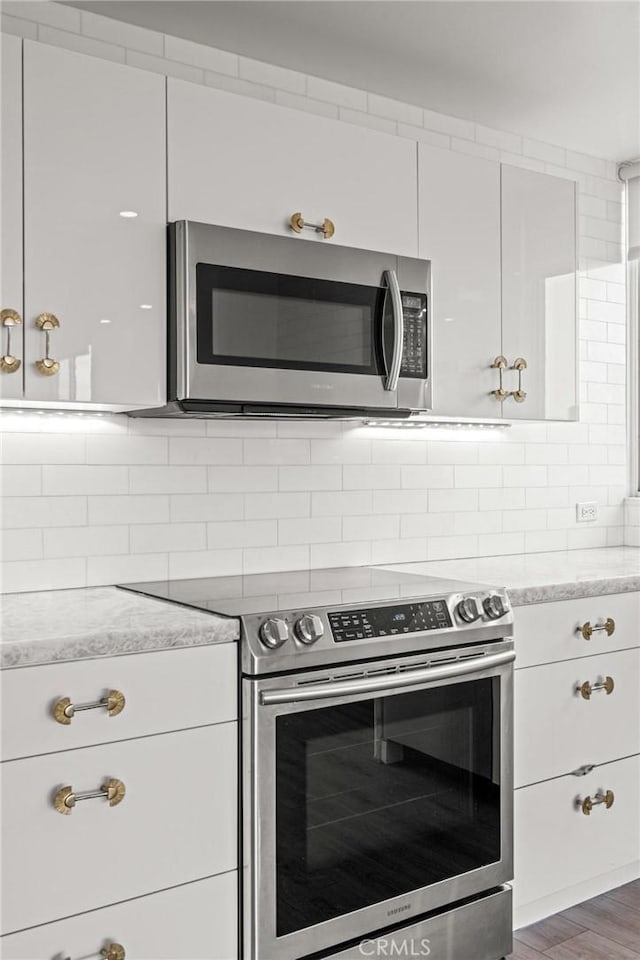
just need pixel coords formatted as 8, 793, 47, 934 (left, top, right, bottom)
0, 308, 22, 373
580, 789, 615, 815
290, 212, 335, 239
35, 312, 60, 376
509, 357, 527, 402
490, 355, 508, 400
63, 943, 126, 960
579, 676, 615, 700
578, 618, 616, 641
53, 778, 126, 815
53, 690, 125, 725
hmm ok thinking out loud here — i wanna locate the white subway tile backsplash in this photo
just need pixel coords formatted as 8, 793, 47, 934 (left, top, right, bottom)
38, 25, 125, 63
245, 439, 310, 465
81, 10, 164, 55
165, 34, 238, 74
90, 495, 170, 525
1, 465, 42, 496
3, 1, 80, 31
43, 524, 129, 559
2, 528, 43, 562
243, 544, 310, 574
475, 124, 521, 153
170, 493, 244, 522
454, 465, 502, 488
522, 138, 565, 165
87, 553, 168, 587
280, 466, 341, 491
2, 557, 86, 592
168, 548, 242, 580
131, 522, 206, 554
208, 519, 278, 548
209, 465, 278, 492
306, 75, 367, 110
131, 466, 207, 495
239, 57, 305, 93
315, 491, 374, 516
345, 515, 399, 542
42, 465, 126, 496
279, 517, 342, 545
246, 492, 311, 519
87, 435, 167, 465
422, 108, 475, 140
368, 93, 422, 126
2, 496, 86, 529
345, 465, 402, 490
169, 437, 242, 465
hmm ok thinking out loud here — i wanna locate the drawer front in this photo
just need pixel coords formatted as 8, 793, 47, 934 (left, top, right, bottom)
2, 643, 237, 761
1, 723, 237, 934
514, 593, 640, 669
515, 647, 640, 787
0, 872, 237, 959
514, 753, 640, 909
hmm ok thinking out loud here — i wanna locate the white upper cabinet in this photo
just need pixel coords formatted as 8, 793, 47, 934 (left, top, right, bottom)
501, 165, 577, 421
418, 145, 501, 419
167, 80, 418, 257
21, 42, 166, 407
1, 34, 24, 401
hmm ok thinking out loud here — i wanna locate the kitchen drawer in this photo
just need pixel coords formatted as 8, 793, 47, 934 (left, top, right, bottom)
1, 723, 237, 934
514, 592, 640, 669
0, 872, 237, 959
514, 753, 640, 909
515, 647, 640, 787
1, 643, 237, 761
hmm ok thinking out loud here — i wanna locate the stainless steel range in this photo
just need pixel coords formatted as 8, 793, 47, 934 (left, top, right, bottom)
120, 565, 514, 960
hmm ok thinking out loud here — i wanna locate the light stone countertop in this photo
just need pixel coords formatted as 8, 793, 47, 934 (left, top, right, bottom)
0, 586, 239, 669
383, 546, 640, 606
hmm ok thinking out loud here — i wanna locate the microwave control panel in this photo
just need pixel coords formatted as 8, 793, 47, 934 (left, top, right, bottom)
399, 292, 428, 379
329, 600, 452, 642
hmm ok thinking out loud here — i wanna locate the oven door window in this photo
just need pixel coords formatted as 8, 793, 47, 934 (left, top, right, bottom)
275, 678, 501, 937
196, 264, 386, 374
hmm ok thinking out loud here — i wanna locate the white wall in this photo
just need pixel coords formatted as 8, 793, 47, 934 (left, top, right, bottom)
0, 3, 628, 593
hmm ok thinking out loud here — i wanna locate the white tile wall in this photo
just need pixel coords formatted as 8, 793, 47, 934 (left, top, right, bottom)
0, 3, 631, 592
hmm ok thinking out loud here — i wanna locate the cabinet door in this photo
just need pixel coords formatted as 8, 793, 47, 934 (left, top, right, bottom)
22, 42, 166, 407
501, 165, 577, 421
168, 80, 418, 257
0, 872, 237, 960
1, 33, 24, 401
418, 145, 502, 419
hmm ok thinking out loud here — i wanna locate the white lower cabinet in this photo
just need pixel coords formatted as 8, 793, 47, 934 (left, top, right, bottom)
515, 647, 640, 787
1, 722, 237, 934
513, 593, 640, 927
0, 872, 238, 960
515, 755, 640, 911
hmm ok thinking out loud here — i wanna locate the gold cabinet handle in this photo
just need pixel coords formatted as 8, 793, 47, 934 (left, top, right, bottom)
53, 690, 126, 725
578, 618, 616, 641
509, 357, 527, 402
579, 676, 615, 700
53, 777, 126, 815
490, 355, 508, 400
63, 943, 125, 960
580, 789, 615, 815
35, 312, 60, 376
0, 308, 22, 373
290, 212, 335, 239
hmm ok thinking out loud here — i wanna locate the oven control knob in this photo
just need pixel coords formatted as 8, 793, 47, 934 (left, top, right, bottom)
259, 618, 289, 649
483, 594, 507, 620
295, 614, 324, 645
457, 597, 481, 623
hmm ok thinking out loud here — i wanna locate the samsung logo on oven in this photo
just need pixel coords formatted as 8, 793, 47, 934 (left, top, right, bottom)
387, 904, 412, 917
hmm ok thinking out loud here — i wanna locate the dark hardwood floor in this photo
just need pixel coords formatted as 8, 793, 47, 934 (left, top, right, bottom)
509, 880, 640, 959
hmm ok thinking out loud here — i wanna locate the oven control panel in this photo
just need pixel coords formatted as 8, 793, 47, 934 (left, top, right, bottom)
400, 292, 428, 379
329, 600, 452, 643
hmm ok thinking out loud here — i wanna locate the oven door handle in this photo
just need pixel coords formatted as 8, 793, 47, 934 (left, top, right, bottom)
260, 649, 515, 706
382, 269, 404, 392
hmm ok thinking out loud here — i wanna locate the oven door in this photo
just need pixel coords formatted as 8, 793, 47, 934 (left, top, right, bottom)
172, 221, 430, 412
242, 644, 514, 960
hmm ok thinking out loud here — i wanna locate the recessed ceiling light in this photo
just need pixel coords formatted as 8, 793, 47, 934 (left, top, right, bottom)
99, 318, 111, 324
139, 304, 152, 310
119, 210, 138, 218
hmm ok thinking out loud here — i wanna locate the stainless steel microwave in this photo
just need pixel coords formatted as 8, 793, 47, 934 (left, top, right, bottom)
142, 221, 431, 419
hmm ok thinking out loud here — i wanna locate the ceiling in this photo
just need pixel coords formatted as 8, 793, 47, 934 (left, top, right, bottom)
65, 1, 640, 161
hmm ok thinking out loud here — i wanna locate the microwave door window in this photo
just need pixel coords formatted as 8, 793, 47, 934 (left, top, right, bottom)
275, 678, 502, 938
196, 264, 384, 375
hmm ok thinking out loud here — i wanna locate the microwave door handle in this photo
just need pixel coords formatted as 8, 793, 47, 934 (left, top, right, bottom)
260, 649, 515, 706
382, 269, 404, 392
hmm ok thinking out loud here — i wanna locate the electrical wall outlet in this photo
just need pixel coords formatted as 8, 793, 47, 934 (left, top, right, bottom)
576, 501, 598, 523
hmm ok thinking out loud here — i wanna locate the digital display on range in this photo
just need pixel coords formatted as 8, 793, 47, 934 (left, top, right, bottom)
328, 600, 453, 643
